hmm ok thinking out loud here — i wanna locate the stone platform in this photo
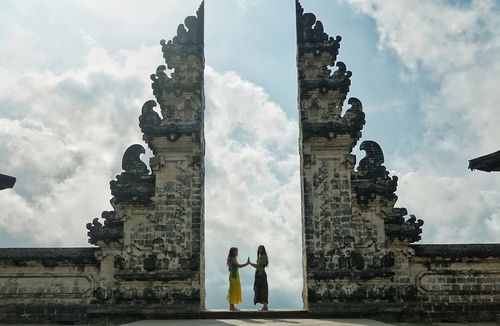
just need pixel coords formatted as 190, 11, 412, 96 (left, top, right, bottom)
121, 319, 497, 326
123, 318, 395, 326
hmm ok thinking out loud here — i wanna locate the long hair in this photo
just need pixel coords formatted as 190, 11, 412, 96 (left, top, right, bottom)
257, 245, 268, 267
227, 247, 238, 267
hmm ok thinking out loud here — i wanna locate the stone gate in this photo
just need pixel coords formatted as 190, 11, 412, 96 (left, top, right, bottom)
0, 1, 499, 323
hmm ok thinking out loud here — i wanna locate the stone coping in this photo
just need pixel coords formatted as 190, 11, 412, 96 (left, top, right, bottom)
411, 244, 500, 258
0, 247, 99, 263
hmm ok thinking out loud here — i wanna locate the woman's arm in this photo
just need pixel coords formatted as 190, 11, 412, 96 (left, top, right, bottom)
249, 256, 264, 269
237, 257, 251, 268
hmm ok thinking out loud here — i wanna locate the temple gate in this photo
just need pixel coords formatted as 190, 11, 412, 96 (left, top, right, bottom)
0, 1, 499, 323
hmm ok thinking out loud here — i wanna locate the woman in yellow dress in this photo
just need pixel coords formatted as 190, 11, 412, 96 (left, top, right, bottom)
226, 247, 250, 311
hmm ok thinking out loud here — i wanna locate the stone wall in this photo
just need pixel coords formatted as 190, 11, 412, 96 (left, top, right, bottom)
0, 248, 99, 323
408, 244, 500, 321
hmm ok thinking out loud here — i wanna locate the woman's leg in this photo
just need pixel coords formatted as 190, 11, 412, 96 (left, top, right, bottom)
261, 272, 269, 310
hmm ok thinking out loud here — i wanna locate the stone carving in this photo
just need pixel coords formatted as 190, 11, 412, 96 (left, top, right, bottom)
122, 144, 149, 173
330, 61, 352, 93
161, 2, 204, 65
296, 0, 349, 96
141, 2, 204, 152
150, 66, 171, 99
296, 0, 341, 58
86, 211, 122, 245
352, 141, 424, 242
110, 144, 154, 204
156, 2, 204, 94
139, 100, 161, 133
352, 140, 398, 204
385, 209, 424, 243
302, 97, 365, 140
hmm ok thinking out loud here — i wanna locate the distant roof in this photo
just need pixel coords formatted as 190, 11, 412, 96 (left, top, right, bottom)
0, 174, 16, 190
469, 150, 500, 172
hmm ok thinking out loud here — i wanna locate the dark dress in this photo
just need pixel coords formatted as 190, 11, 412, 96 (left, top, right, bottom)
253, 255, 268, 305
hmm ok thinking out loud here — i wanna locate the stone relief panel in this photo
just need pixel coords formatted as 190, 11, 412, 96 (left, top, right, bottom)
300, 91, 346, 123
306, 157, 354, 271
91, 283, 199, 305
308, 280, 409, 304
417, 270, 500, 295
154, 93, 202, 124
0, 274, 93, 298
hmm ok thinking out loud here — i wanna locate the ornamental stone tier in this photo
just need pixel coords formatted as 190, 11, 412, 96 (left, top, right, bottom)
0, 1, 499, 323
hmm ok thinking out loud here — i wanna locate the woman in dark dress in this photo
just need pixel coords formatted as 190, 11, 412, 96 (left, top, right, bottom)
250, 245, 269, 310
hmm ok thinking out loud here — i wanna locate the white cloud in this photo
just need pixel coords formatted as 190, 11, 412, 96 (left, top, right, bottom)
77, 0, 197, 19
0, 45, 160, 245
348, 0, 500, 243
204, 67, 302, 308
233, 0, 258, 11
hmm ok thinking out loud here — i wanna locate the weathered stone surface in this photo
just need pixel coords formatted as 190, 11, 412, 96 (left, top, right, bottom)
0, 248, 100, 322
0, 247, 98, 264
411, 244, 500, 258
297, 0, 500, 321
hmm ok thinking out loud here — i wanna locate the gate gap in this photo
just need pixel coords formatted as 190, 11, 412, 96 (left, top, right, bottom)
203, 0, 303, 310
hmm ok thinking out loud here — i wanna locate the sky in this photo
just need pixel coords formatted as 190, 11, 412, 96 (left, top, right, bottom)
1, 0, 500, 309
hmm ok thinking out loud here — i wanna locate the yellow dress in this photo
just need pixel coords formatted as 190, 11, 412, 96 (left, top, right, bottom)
227, 265, 242, 304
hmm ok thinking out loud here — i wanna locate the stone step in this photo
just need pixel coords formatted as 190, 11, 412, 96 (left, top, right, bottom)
87, 307, 310, 320
201, 309, 309, 319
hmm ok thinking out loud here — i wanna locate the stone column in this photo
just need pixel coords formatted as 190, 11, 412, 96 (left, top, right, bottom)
296, 0, 365, 310
86, 2, 205, 314
296, 0, 423, 313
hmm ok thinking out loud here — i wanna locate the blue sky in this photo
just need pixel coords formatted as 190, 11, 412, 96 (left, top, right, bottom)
1, 0, 500, 309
